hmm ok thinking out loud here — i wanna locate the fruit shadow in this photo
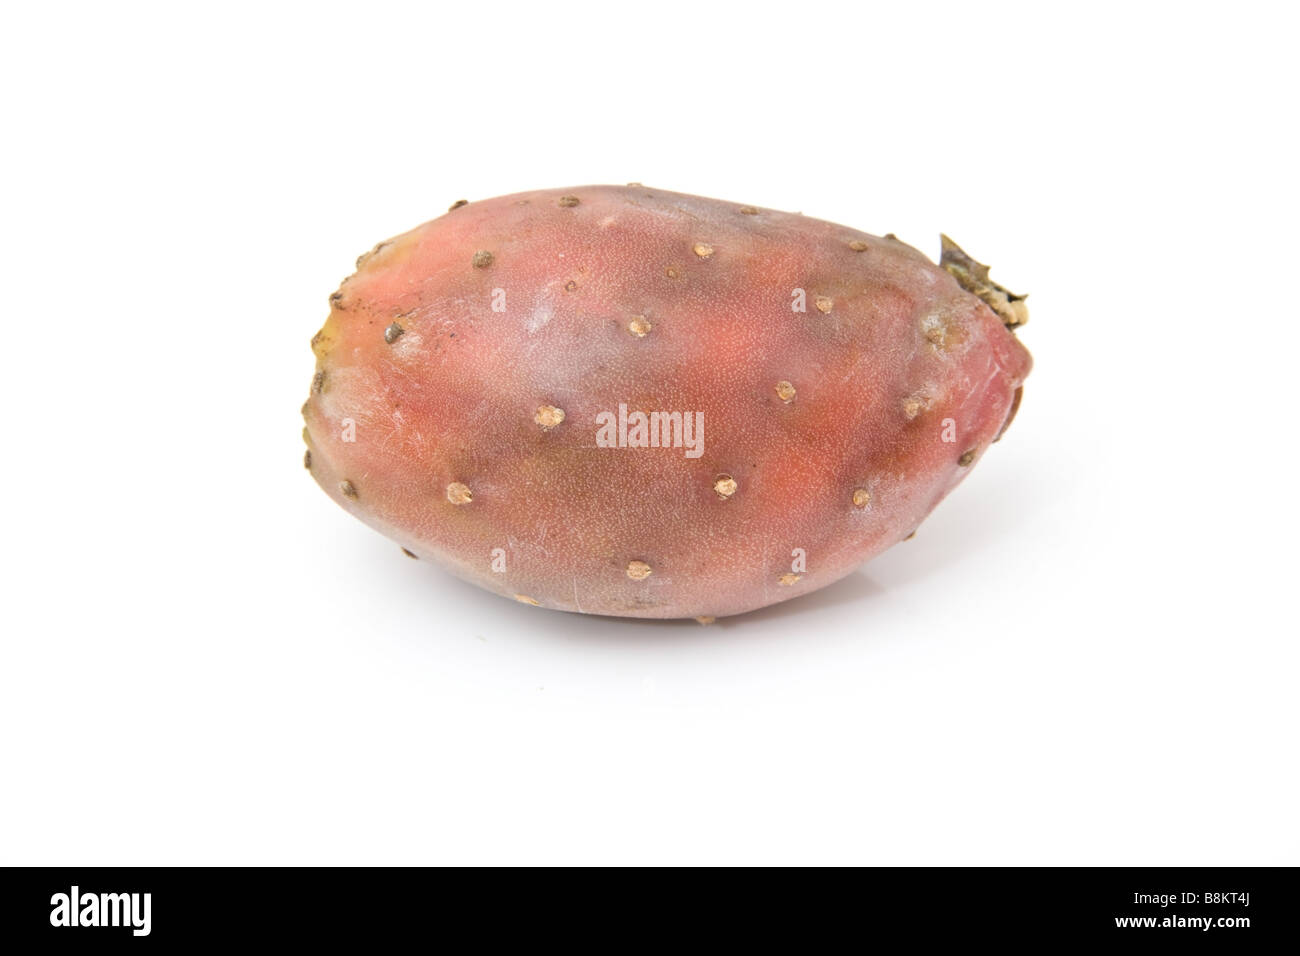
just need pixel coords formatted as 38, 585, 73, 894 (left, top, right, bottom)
539, 567, 893, 640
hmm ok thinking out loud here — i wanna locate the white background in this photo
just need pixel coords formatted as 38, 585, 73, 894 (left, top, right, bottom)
2, 1, 1295, 865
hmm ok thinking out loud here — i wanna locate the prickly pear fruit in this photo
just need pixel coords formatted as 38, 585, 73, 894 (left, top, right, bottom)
303, 185, 1031, 620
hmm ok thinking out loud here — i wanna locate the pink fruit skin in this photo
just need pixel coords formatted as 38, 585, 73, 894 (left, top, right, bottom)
303, 185, 1031, 620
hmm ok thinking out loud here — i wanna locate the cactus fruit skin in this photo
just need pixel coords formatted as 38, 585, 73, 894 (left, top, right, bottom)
303, 185, 1031, 620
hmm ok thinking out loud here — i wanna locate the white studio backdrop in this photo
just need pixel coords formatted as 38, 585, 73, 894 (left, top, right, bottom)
0, 1, 1295, 865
